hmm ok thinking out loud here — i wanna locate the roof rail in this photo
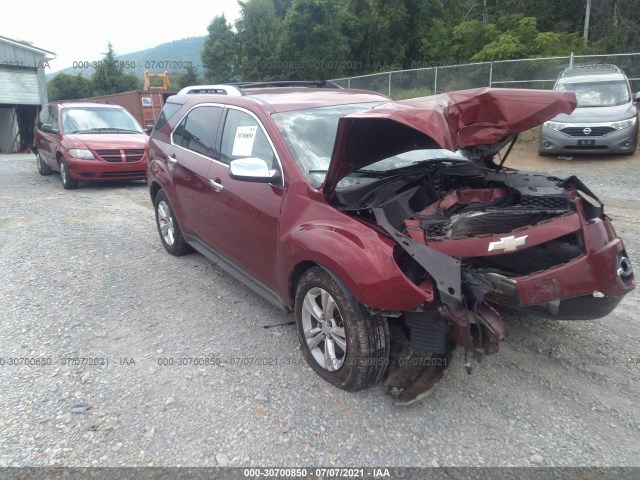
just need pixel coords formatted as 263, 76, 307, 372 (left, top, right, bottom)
176, 81, 343, 96
230, 80, 343, 89
177, 85, 244, 96
561, 64, 622, 77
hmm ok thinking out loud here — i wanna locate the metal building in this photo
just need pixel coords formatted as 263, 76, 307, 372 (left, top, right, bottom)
0, 35, 55, 153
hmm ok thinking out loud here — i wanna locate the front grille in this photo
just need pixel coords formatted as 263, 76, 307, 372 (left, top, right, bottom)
95, 149, 121, 162
124, 149, 145, 162
100, 170, 146, 179
521, 196, 569, 210
94, 149, 145, 163
560, 127, 615, 137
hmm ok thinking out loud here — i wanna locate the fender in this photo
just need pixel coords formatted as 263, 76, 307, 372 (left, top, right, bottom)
281, 222, 432, 311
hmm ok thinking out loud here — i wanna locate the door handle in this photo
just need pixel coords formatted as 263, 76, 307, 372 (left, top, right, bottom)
209, 178, 224, 191
167, 153, 177, 164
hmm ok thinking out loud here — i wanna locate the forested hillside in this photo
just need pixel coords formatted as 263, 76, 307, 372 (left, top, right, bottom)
48, 0, 639, 99
202, 0, 639, 81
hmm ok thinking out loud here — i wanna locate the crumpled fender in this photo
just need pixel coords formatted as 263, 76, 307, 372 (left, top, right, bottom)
281, 222, 432, 311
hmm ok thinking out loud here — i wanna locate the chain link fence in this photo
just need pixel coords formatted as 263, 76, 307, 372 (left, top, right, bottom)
333, 52, 640, 99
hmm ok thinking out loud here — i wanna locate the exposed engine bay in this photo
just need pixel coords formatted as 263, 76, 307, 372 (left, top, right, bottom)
332, 159, 633, 404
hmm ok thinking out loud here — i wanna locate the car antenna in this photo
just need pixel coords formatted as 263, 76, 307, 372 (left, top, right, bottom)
498, 134, 518, 170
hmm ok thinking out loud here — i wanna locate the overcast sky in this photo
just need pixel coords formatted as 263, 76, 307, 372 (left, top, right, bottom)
3, 0, 242, 73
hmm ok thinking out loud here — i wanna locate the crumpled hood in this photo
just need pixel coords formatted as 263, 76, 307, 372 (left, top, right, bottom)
323, 87, 577, 195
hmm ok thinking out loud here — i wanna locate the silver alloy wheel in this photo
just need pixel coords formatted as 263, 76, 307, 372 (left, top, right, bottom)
301, 287, 347, 371
60, 162, 67, 184
157, 200, 175, 246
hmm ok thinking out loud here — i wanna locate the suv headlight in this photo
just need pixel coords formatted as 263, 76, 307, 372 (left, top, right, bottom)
543, 121, 569, 131
610, 116, 637, 130
68, 149, 94, 159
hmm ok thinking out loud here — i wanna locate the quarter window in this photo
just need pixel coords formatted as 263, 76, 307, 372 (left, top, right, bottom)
38, 107, 50, 129
49, 106, 59, 130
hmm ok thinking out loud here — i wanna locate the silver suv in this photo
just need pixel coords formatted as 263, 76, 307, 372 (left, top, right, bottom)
539, 64, 639, 155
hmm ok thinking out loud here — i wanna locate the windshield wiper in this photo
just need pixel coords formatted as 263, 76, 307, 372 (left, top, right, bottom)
110, 128, 143, 133
84, 127, 142, 133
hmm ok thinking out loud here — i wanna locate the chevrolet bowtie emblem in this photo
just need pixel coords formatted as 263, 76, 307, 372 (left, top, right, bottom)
488, 235, 529, 252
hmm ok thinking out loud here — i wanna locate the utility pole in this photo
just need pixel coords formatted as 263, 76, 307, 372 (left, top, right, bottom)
583, 0, 591, 46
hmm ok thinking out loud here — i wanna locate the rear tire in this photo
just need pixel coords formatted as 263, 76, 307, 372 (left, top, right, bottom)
37, 152, 51, 176
154, 189, 191, 256
294, 266, 389, 391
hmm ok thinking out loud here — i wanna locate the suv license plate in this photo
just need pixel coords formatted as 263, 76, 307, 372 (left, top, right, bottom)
578, 139, 595, 146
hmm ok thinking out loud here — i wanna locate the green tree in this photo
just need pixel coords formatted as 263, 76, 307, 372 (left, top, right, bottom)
278, 0, 353, 79
48, 73, 92, 101
201, 14, 237, 83
91, 43, 139, 95
271, 0, 292, 20
174, 64, 200, 90
236, 0, 282, 80
452, 20, 498, 60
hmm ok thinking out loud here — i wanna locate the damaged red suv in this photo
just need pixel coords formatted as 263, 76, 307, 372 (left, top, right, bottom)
147, 83, 634, 404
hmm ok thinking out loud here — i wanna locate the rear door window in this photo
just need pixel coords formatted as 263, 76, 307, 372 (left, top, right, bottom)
172, 106, 223, 159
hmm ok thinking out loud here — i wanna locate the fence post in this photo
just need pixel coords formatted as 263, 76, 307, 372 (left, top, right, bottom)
569, 52, 574, 68
388, 72, 392, 97
489, 62, 493, 87
347, 78, 351, 88
434, 67, 438, 94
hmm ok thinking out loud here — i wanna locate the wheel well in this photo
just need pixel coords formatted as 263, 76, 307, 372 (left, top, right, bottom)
149, 181, 161, 204
289, 261, 317, 306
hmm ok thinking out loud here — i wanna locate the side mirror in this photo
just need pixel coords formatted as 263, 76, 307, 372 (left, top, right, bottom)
228, 158, 281, 183
41, 123, 59, 134
145, 125, 154, 134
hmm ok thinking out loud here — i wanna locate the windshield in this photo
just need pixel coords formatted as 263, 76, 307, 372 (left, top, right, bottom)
62, 107, 143, 134
273, 103, 466, 188
556, 80, 630, 107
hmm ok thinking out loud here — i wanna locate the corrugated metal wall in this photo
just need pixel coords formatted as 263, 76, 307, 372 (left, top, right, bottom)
0, 67, 40, 104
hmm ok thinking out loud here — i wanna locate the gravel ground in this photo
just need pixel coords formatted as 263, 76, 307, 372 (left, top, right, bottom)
0, 139, 639, 468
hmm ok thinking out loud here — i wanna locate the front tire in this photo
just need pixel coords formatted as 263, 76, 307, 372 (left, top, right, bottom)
154, 189, 191, 256
59, 158, 78, 189
37, 152, 51, 176
294, 266, 389, 391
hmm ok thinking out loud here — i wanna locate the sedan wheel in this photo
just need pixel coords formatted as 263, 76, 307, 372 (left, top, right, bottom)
154, 189, 191, 256
59, 159, 78, 189
301, 286, 348, 371
295, 266, 389, 391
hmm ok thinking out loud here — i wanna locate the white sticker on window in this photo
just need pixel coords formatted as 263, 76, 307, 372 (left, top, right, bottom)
232, 125, 257, 157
